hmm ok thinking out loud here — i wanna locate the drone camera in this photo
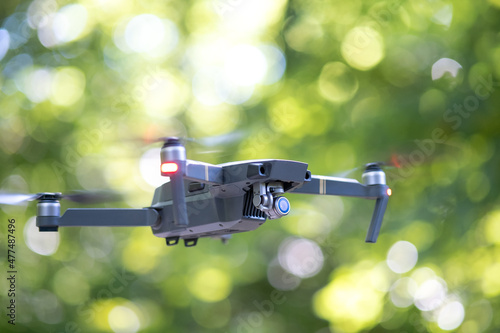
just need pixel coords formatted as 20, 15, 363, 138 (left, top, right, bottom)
252, 182, 291, 219
273, 197, 290, 217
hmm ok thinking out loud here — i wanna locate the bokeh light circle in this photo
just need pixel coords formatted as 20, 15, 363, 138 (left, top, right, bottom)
24, 216, 59, 256
386, 241, 418, 274
108, 305, 141, 333
278, 237, 324, 278
267, 258, 301, 291
123, 14, 178, 55
32, 289, 64, 324
50, 67, 86, 106
125, 14, 164, 53
24, 68, 53, 103
318, 62, 359, 103
188, 268, 232, 302
139, 148, 165, 188
414, 278, 447, 311
341, 26, 385, 70
0, 29, 10, 61
52, 267, 90, 305
431, 58, 463, 81
431, 58, 463, 90
52, 4, 88, 44
259, 45, 286, 85
313, 265, 385, 332
437, 301, 465, 330
389, 277, 418, 308
192, 67, 228, 106
224, 44, 267, 86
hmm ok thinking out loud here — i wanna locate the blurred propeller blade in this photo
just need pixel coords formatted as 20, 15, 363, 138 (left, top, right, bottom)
193, 131, 245, 147
331, 167, 361, 178
0, 190, 123, 206
62, 190, 122, 204
0, 193, 38, 205
364, 160, 400, 170
152, 131, 245, 147
389, 153, 401, 169
0, 193, 40, 205
332, 160, 399, 178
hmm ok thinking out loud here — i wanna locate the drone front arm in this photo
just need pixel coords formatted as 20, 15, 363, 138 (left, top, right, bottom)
185, 160, 224, 185
289, 175, 390, 243
159, 139, 223, 227
163, 160, 224, 227
37, 208, 160, 231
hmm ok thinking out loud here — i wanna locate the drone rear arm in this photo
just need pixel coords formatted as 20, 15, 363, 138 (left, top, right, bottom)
290, 176, 385, 198
365, 195, 389, 243
290, 175, 390, 243
37, 208, 160, 231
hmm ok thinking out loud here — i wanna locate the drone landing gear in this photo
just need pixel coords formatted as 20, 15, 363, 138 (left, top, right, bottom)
184, 238, 198, 247
165, 236, 198, 247
165, 236, 180, 246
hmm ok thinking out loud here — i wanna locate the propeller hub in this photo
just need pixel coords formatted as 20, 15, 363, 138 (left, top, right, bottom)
364, 162, 383, 171
161, 137, 186, 163
37, 192, 63, 201
362, 163, 386, 185
37, 198, 60, 217
161, 137, 183, 148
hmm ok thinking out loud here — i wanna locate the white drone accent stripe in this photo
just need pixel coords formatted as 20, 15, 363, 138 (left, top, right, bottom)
314, 175, 359, 183
319, 178, 326, 194
205, 165, 209, 181
314, 175, 362, 195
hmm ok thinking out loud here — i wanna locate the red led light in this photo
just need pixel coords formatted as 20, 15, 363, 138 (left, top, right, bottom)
161, 162, 178, 173
386, 188, 392, 196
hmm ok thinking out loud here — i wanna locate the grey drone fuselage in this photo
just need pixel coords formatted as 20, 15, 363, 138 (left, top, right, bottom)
151, 159, 308, 245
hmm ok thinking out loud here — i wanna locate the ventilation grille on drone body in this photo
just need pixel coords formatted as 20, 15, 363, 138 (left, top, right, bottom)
243, 190, 266, 220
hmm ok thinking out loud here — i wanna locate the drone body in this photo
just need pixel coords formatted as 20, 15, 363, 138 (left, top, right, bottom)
152, 159, 309, 246
3, 138, 392, 247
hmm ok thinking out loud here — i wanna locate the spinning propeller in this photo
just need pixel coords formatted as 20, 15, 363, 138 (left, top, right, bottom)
0, 190, 122, 206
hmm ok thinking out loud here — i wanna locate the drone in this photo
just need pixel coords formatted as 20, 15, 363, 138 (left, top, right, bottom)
0, 137, 391, 247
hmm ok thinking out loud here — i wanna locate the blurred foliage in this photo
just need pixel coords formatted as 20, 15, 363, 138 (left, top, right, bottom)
1, 0, 500, 332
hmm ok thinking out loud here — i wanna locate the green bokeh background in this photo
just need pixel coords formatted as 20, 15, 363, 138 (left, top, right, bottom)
1, 0, 500, 332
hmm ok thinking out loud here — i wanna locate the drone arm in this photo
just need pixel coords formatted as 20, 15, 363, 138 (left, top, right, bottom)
37, 208, 160, 230
169, 165, 189, 226
290, 175, 390, 243
290, 176, 379, 198
365, 195, 389, 243
185, 161, 224, 185
165, 161, 223, 227
160, 140, 223, 227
